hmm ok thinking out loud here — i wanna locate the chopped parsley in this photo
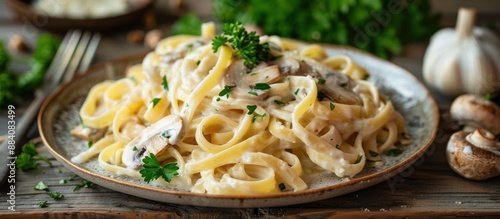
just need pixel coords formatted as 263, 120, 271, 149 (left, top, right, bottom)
330, 102, 335, 110
196, 60, 201, 65
17, 141, 52, 173
253, 83, 271, 90
48, 192, 64, 200
87, 141, 93, 148
385, 148, 402, 156
219, 85, 236, 99
59, 179, 67, 185
274, 100, 286, 106
335, 144, 340, 149
34, 180, 49, 191
73, 179, 93, 191
140, 153, 179, 183
354, 155, 363, 164
150, 98, 161, 108
368, 150, 379, 157
133, 146, 138, 151
39, 200, 48, 208
162, 75, 169, 91
252, 113, 267, 123
248, 90, 258, 96
294, 88, 300, 95
318, 78, 326, 84
279, 183, 286, 191
362, 74, 370, 80
246, 105, 257, 115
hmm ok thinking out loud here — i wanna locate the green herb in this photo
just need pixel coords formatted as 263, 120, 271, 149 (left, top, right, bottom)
212, 22, 276, 68
483, 92, 498, 101
318, 78, 326, 84
87, 141, 93, 148
48, 192, 64, 200
354, 155, 363, 164
335, 144, 340, 149
279, 183, 286, 191
386, 148, 402, 156
219, 85, 236, 98
362, 74, 370, 80
329, 102, 335, 110
400, 132, 411, 140
0, 71, 17, 107
150, 98, 161, 108
246, 105, 257, 115
253, 83, 271, 90
68, 175, 77, 181
196, 60, 201, 65
171, 13, 202, 36
294, 88, 300, 95
133, 146, 138, 151
368, 150, 379, 157
17, 141, 52, 173
367, 159, 382, 163
252, 113, 266, 123
35, 180, 49, 191
140, 153, 179, 183
39, 200, 48, 208
162, 75, 169, 91
214, 0, 440, 59
216, 97, 221, 101
248, 90, 258, 96
57, 168, 62, 174
342, 85, 348, 90
59, 179, 67, 185
79, 115, 88, 129
73, 179, 93, 191
274, 100, 286, 106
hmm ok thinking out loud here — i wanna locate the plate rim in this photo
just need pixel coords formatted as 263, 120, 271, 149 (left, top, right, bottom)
38, 43, 439, 207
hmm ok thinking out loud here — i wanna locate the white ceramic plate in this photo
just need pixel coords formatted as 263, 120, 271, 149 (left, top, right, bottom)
39, 45, 439, 208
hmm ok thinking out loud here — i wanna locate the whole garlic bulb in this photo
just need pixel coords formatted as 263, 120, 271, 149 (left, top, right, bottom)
423, 8, 500, 96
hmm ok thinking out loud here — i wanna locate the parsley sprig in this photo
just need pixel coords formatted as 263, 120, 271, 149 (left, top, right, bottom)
17, 141, 52, 173
140, 153, 179, 183
212, 22, 275, 68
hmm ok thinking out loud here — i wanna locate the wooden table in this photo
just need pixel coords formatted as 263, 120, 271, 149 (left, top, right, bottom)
1, 1, 500, 218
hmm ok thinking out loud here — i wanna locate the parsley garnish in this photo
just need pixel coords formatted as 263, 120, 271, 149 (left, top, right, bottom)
386, 148, 402, 156
354, 155, 363, 164
140, 153, 179, 183
48, 192, 64, 200
248, 90, 258, 96
196, 60, 201, 65
246, 105, 257, 115
330, 102, 335, 110
133, 146, 138, 151
253, 83, 271, 90
252, 113, 267, 123
335, 144, 340, 149
35, 180, 49, 191
150, 98, 161, 108
68, 175, 77, 181
400, 132, 411, 140
219, 85, 236, 99
211, 22, 275, 68
87, 141, 93, 148
362, 74, 370, 80
162, 75, 169, 91
59, 179, 67, 185
274, 100, 286, 106
279, 183, 286, 191
73, 179, 93, 191
17, 141, 52, 173
368, 150, 379, 157
294, 88, 300, 95
39, 200, 48, 208
318, 78, 326, 84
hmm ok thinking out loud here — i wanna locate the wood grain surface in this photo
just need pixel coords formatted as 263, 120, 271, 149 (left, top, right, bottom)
1, 108, 499, 218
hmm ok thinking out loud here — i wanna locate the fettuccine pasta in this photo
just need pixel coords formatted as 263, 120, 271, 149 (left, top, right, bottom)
71, 23, 412, 195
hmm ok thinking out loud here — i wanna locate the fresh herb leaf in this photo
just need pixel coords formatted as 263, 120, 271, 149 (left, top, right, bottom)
367, 159, 383, 163
162, 75, 169, 91
59, 179, 67, 185
196, 60, 201, 65
252, 113, 267, 123
212, 22, 276, 68
87, 141, 93, 148
68, 175, 77, 181
274, 100, 286, 106
330, 102, 335, 110
386, 148, 402, 156
73, 179, 93, 191
294, 88, 300, 95
246, 105, 257, 115
362, 74, 370, 80
354, 155, 363, 164
150, 98, 161, 108
335, 144, 340, 149
133, 146, 138, 151
140, 153, 179, 183
248, 90, 258, 96
34, 180, 49, 191
368, 150, 379, 157
400, 132, 411, 140
318, 78, 326, 84
17, 141, 52, 173
253, 83, 271, 90
279, 183, 286, 191
57, 168, 62, 174
47, 192, 64, 200
39, 200, 48, 208
219, 85, 236, 98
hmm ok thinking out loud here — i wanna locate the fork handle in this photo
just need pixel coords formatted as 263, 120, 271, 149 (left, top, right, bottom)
0, 90, 47, 186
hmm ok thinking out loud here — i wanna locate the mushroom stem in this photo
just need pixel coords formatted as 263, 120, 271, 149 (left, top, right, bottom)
456, 8, 477, 41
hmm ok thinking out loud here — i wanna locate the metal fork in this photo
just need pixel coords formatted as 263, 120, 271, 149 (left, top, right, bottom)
0, 30, 101, 185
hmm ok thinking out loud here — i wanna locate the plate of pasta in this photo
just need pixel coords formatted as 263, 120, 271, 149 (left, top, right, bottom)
39, 22, 438, 208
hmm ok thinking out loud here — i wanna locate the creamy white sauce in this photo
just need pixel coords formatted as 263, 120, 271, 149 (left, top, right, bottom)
463, 145, 473, 155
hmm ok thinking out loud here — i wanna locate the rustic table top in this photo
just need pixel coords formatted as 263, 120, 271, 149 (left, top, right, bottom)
1, 1, 500, 218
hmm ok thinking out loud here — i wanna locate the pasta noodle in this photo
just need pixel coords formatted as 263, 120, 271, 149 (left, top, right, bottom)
71, 23, 412, 194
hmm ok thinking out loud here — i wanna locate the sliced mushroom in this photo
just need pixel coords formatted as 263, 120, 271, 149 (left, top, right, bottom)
447, 128, 500, 180
450, 94, 500, 135
122, 115, 184, 169
71, 125, 107, 143
223, 59, 282, 99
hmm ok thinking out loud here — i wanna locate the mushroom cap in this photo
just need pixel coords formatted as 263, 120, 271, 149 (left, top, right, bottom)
446, 131, 500, 180
450, 94, 500, 135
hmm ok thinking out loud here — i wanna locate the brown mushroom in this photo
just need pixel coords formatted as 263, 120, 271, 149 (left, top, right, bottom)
71, 125, 107, 143
144, 29, 163, 50
450, 94, 500, 135
446, 128, 500, 180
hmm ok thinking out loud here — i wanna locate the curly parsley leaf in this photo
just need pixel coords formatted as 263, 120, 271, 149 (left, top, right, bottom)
246, 105, 257, 115
219, 85, 236, 99
212, 22, 275, 68
34, 180, 49, 191
39, 200, 48, 208
162, 75, 169, 91
140, 153, 179, 183
73, 179, 93, 191
48, 192, 64, 200
17, 141, 52, 173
